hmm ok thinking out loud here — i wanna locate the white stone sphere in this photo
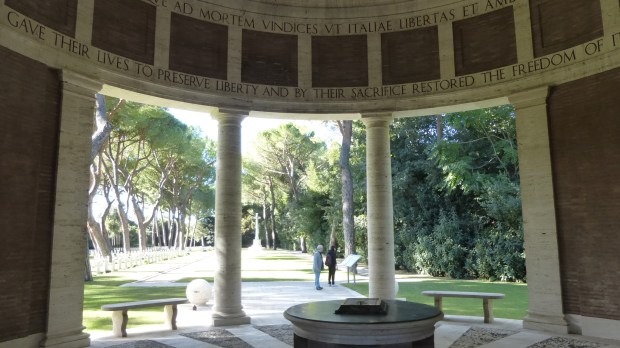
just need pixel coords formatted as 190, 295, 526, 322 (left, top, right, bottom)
186, 279, 212, 306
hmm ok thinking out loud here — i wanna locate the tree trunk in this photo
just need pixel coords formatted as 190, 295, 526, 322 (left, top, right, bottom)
152, 209, 158, 246
86, 94, 125, 268
92, 95, 124, 161
166, 210, 173, 247
339, 120, 356, 267
84, 237, 93, 282
160, 216, 165, 247
131, 196, 148, 251
268, 177, 278, 250
436, 114, 443, 141
87, 163, 112, 257
178, 209, 186, 250
137, 191, 161, 249
87, 211, 112, 257
116, 200, 132, 252
329, 215, 339, 250
262, 203, 271, 248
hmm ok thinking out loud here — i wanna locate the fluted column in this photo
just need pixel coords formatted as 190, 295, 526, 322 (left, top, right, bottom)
509, 87, 568, 334
211, 110, 251, 326
40, 71, 100, 348
362, 114, 396, 300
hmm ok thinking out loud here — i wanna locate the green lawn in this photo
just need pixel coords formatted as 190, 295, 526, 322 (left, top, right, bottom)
84, 251, 528, 332
84, 276, 187, 332
341, 279, 527, 320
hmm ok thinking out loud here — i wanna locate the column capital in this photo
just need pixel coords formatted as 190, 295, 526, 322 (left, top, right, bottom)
214, 108, 249, 123
61, 70, 102, 96
361, 113, 394, 127
509, 86, 549, 109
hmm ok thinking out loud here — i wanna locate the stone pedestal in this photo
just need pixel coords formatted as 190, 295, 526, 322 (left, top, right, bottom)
285, 300, 442, 347
251, 239, 262, 249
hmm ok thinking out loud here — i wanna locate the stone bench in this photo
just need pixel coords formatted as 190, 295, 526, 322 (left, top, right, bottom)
101, 298, 188, 337
421, 290, 505, 323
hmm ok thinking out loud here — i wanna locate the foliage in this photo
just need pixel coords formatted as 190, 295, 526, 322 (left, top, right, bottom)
89, 98, 216, 254
95, 102, 526, 281
412, 210, 471, 278
243, 123, 329, 251
391, 105, 525, 281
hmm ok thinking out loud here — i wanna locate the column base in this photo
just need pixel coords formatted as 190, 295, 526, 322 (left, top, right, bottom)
523, 312, 568, 334
40, 330, 90, 348
565, 314, 620, 340
1, 333, 45, 348
212, 315, 252, 326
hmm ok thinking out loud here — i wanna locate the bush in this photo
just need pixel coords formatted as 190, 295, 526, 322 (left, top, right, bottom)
474, 227, 525, 281
411, 211, 472, 278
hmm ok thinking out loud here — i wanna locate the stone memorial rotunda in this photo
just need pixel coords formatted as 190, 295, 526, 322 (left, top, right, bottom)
0, 0, 619, 347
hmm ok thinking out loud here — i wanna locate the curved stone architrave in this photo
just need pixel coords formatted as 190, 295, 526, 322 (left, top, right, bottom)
0, 0, 617, 113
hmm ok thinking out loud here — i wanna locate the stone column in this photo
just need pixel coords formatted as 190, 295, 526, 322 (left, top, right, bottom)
363, 114, 396, 300
40, 71, 101, 348
211, 110, 251, 326
509, 87, 568, 334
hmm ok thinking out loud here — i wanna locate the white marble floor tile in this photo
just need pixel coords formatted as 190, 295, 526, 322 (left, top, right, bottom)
478, 332, 552, 348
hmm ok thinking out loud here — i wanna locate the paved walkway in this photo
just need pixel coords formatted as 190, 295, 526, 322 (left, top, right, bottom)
89, 250, 620, 348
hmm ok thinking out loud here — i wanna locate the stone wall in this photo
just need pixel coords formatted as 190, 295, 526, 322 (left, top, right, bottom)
0, 45, 60, 342
548, 67, 620, 321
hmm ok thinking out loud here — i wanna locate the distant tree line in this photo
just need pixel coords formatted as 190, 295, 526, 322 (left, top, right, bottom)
87, 96, 216, 259
390, 105, 524, 281
88, 98, 524, 282
242, 105, 524, 282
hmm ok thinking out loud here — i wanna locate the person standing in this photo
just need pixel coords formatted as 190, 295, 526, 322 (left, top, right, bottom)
326, 245, 337, 286
313, 245, 324, 290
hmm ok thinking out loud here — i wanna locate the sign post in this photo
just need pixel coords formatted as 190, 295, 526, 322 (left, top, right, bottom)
338, 254, 362, 284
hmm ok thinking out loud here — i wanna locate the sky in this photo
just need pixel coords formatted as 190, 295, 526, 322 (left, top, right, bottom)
168, 108, 341, 154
